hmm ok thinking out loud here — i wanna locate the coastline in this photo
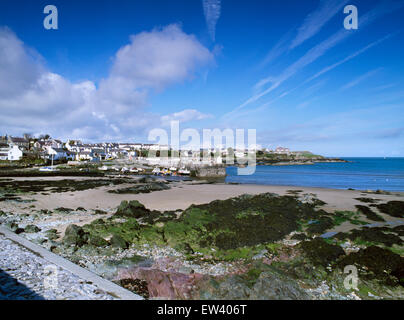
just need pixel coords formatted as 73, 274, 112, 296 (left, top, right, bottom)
2, 177, 403, 213
1, 175, 403, 300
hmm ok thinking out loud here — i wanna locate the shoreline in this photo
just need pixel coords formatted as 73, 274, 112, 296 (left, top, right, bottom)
1, 176, 403, 212
1, 176, 403, 237
1, 175, 403, 300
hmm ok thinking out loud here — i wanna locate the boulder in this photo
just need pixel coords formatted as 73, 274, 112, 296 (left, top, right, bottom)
24, 224, 41, 233
110, 234, 128, 249
63, 224, 88, 247
45, 229, 59, 240
118, 267, 207, 299
115, 200, 150, 218
249, 272, 310, 300
88, 235, 109, 247
5, 222, 24, 234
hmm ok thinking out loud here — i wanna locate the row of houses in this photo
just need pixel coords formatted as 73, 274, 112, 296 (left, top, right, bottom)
1, 134, 293, 162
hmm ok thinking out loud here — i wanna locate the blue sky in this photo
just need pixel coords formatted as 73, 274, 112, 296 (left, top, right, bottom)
0, 0, 403, 156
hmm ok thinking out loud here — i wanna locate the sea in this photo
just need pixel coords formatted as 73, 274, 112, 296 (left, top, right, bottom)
225, 157, 404, 192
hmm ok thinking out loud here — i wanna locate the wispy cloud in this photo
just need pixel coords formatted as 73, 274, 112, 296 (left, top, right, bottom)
224, 1, 403, 120
290, 0, 350, 50
258, 29, 294, 68
341, 68, 382, 91
202, 0, 221, 42
302, 33, 393, 86
160, 109, 212, 126
259, 0, 348, 68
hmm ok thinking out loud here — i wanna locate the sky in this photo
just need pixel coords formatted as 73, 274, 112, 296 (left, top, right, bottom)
0, 0, 403, 157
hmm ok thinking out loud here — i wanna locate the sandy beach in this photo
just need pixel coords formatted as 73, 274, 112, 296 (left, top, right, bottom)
1, 176, 403, 300
2, 177, 403, 235
18, 180, 404, 212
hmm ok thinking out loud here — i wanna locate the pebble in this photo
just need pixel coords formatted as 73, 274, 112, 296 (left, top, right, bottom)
0, 234, 116, 300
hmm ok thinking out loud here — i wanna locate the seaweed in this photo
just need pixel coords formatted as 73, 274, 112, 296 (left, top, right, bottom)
376, 201, 404, 218
337, 246, 404, 286
355, 205, 385, 222
334, 227, 403, 247
299, 238, 345, 267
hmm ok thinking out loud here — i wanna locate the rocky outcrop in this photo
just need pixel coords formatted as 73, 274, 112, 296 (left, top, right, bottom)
118, 266, 310, 300
118, 267, 208, 300
115, 200, 150, 218
63, 224, 89, 247
110, 234, 128, 249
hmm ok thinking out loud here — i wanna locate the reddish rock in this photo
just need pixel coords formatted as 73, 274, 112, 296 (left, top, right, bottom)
118, 267, 211, 299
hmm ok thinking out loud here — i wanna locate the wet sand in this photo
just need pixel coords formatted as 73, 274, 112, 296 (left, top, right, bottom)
1, 178, 403, 236
4, 180, 402, 212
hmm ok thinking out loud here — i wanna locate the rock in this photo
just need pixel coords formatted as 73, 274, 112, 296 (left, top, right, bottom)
115, 200, 150, 218
45, 229, 59, 240
355, 205, 385, 222
88, 235, 109, 247
337, 246, 404, 285
24, 224, 41, 233
334, 227, 403, 247
109, 183, 170, 195
217, 276, 252, 299
376, 201, 404, 218
110, 234, 128, 249
5, 222, 23, 234
250, 272, 310, 300
63, 224, 88, 247
195, 166, 226, 178
55, 207, 74, 213
119, 279, 149, 299
118, 267, 207, 299
94, 209, 108, 215
32, 238, 47, 245
299, 238, 345, 267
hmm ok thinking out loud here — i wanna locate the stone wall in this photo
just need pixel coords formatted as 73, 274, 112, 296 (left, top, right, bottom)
194, 166, 226, 178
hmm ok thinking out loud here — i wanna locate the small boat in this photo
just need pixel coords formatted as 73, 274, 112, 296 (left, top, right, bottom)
152, 167, 161, 175
129, 167, 138, 173
39, 166, 58, 172
136, 167, 144, 172
98, 165, 108, 171
121, 167, 129, 173
169, 167, 177, 172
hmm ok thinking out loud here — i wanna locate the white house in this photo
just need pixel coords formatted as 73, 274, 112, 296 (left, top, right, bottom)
76, 151, 92, 161
275, 147, 290, 154
7, 145, 23, 161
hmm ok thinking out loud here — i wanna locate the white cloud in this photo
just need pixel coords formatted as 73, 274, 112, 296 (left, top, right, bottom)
0, 24, 214, 141
106, 24, 214, 91
161, 109, 212, 126
341, 68, 381, 91
202, 0, 221, 42
290, 0, 349, 50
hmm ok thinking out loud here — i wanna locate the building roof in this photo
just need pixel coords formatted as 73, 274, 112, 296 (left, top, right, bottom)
51, 148, 67, 153
10, 137, 28, 143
